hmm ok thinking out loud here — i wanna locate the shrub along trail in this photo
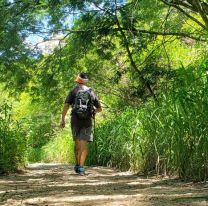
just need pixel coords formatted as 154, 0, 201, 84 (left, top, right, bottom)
0, 163, 207, 206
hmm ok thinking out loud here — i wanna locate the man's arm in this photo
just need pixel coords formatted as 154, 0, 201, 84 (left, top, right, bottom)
60, 103, 70, 128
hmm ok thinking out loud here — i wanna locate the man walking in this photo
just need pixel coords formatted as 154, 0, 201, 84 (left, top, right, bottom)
60, 73, 102, 175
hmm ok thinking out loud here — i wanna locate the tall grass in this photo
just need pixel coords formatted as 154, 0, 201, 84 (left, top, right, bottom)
41, 130, 75, 163
87, 110, 143, 171
88, 66, 208, 181
0, 103, 27, 173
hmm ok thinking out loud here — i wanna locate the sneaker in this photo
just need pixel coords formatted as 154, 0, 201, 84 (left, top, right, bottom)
74, 164, 80, 173
78, 166, 85, 176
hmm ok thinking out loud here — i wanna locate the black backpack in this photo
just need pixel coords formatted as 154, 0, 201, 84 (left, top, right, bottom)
72, 88, 94, 119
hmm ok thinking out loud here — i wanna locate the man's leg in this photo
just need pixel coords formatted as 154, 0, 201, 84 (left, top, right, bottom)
74, 139, 81, 165
79, 140, 88, 167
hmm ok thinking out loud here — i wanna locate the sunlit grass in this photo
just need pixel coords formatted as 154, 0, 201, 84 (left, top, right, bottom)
41, 129, 75, 164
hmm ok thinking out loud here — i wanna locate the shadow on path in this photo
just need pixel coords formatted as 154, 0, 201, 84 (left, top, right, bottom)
0, 163, 207, 206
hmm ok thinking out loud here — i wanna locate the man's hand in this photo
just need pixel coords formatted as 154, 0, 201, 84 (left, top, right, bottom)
95, 107, 102, 113
60, 103, 70, 128
60, 120, 65, 128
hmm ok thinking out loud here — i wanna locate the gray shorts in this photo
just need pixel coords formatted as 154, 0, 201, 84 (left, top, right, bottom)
71, 126, 93, 142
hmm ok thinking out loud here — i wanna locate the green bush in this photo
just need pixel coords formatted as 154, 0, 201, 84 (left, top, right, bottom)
27, 148, 43, 163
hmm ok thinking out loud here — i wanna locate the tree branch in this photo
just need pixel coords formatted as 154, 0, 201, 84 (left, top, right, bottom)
160, 0, 207, 30
194, 0, 208, 29
25, 26, 207, 42
174, 0, 198, 12
114, 12, 157, 100
119, 28, 207, 41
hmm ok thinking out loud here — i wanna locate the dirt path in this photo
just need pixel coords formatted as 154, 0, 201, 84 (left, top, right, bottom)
0, 164, 207, 206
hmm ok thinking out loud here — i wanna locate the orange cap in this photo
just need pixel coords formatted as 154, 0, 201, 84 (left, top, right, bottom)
75, 75, 88, 84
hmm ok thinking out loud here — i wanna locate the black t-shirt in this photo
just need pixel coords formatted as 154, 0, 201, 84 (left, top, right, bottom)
65, 85, 101, 128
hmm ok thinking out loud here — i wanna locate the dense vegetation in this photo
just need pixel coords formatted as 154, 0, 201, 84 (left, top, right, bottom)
88, 65, 208, 181
0, 0, 208, 181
